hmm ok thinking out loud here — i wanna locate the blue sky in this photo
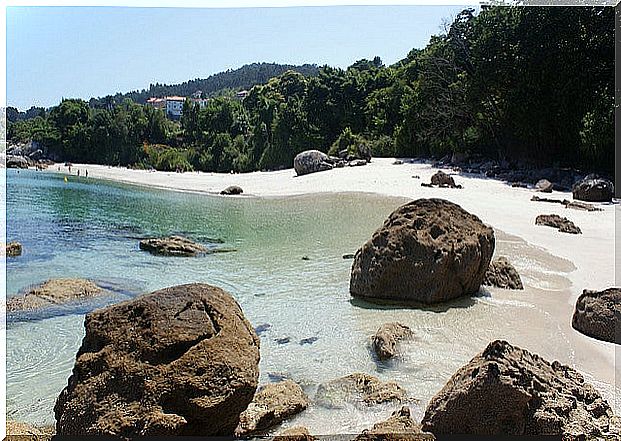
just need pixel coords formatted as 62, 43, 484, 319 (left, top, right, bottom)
7, 5, 468, 110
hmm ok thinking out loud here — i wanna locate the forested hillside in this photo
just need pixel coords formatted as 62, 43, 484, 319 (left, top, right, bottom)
7, 6, 614, 174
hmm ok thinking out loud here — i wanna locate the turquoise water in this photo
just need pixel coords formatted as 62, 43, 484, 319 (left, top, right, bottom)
6, 169, 618, 434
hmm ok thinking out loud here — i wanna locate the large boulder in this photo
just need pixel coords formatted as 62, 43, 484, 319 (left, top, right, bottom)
572, 288, 621, 344
430, 171, 457, 188
7, 155, 29, 169
139, 235, 207, 256
293, 150, 334, 176
372, 322, 413, 360
315, 373, 405, 409
220, 185, 243, 195
236, 380, 310, 436
54, 283, 260, 437
535, 214, 581, 234
355, 407, 435, 441
572, 175, 614, 202
535, 179, 554, 193
482, 257, 523, 290
350, 199, 495, 304
7, 278, 105, 312
421, 340, 620, 438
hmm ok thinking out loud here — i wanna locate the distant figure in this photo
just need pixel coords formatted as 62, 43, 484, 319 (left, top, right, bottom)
86, 170, 88, 178
68, 166, 72, 173
58, 166, 61, 171
77, 170, 80, 177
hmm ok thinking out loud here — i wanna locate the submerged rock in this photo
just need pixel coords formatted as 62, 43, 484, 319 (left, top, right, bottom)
372, 322, 413, 360
572, 288, 621, 344
220, 185, 243, 195
7, 278, 104, 312
421, 340, 620, 438
139, 235, 207, 256
315, 373, 406, 408
4, 241, 22, 257
573, 175, 614, 202
482, 257, 524, 290
350, 199, 495, 304
54, 283, 260, 437
236, 380, 310, 436
356, 407, 435, 441
293, 150, 334, 176
535, 214, 582, 234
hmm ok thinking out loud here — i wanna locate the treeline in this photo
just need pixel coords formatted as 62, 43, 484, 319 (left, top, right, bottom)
7, 6, 614, 174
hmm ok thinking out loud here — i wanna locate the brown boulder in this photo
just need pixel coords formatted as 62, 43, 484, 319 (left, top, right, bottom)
7, 278, 105, 312
372, 322, 413, 360
220, 185, 243, 195
356, 407, 435, 441
236, 380, 310, 436
572, 288, 621, 344
274, 426, 315, 441
350, 199, 495, 304
572, 175, 614, 202
535, 214, 582, 234
430, 171, 458, 188
482, 257, 524, 290
6, 421, 54, 441
139, 235, 207, 256
315, 373, 406, 409
421, 340, 620, 438
4, 241, 22, 257
54, 283, 260, 437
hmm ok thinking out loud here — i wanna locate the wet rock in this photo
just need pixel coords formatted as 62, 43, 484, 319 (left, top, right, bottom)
531, 195, 566, 204
274, 426, 315, 441
275, 337, 291, 345
343, 253, 355, 259
54, 283, 260, 437
255, 323, 272, 335
220, 185, 243, 195
294, 150, 334, 176
4, 241, 22, 257
572, 288, 621, 344
573, 175, 614, 202
421, 340, 620, 438
372, 322, 413, 360
535, 179, 554, 193
139, 235, 207, 256
535, 214, 581, 234
315, 373, 406, 408
565, 200, 603, 212
299, 337, 318, 345
236, 380, 310, 436
430, 171, 458, 188
6, 421, 55, 440
356, 407, 435, 441
7, 278, 105, 312
482, 257, 524, 290
350, 199, 495, 304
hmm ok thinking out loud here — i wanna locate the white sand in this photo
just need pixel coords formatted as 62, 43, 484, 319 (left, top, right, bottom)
51, 159, 618, 379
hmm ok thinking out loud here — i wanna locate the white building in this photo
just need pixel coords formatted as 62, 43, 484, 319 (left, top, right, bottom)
165, 96, 185, 119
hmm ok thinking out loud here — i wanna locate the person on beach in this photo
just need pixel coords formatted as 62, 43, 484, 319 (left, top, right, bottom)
86, 170, 88, 178
77, 170, 80, 177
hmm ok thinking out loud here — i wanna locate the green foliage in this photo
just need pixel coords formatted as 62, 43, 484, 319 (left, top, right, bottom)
328, 127, 371, 160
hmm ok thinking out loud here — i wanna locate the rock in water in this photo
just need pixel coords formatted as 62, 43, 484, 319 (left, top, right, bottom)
54, 283, 260, 437
535, 214, 582, 234
572, 288, 621, 344
293, 150, 334, 176
4, 241, 22, 257
535, 179, 554, 193
220, 185, 243, 195
482, 257, 523, 290
350, 199, 495, 304
573, 175, 614, 202
236, 380, 310, 436
139, 235, 207, 256
7, 278, 104, 312
372, 322, 413, 360
421, 340, 620, 438
315, 373, 405, 408
356, 407, 435, 441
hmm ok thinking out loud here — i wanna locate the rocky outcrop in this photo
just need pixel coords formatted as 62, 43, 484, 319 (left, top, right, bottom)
482, 257, 523, 290
7, 279, 105, 312
572, 288, 621, 344
356, 407, 435, 441
421, 340, 620, 438
4, 241, 22, 257
236, 380, 310, 436
535, 214, 582, 234
6, 421, 54, 440
429, 171, 460, 188
372, 322, 413, 360
350, 199, 495, 304
572, 175, 614, 202
293, 150, 334, 176
220, 185, 243, 195
535, 179, 554, 193
139, 235, 207, 256
315, 373, 406, 408
54, 283, 260, 437
7, 155, 30, 169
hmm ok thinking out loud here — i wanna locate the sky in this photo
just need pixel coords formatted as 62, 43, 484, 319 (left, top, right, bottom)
7, 5, 469, 110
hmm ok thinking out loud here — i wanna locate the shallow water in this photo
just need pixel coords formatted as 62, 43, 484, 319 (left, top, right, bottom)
6, 169, 618, 433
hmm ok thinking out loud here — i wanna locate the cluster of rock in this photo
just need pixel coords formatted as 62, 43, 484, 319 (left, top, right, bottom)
4, 241, 22, 257
531, 195, 602, 212
293, 150, 370, 176
4, 140, 54, 169
350, 199, 495, 304
482, 257, 524, 290
355, 407, 436, 441
7, 278, 106, 312
572, 288, 620, 344
314, 373, 406, 408
535, 214, 582, 234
